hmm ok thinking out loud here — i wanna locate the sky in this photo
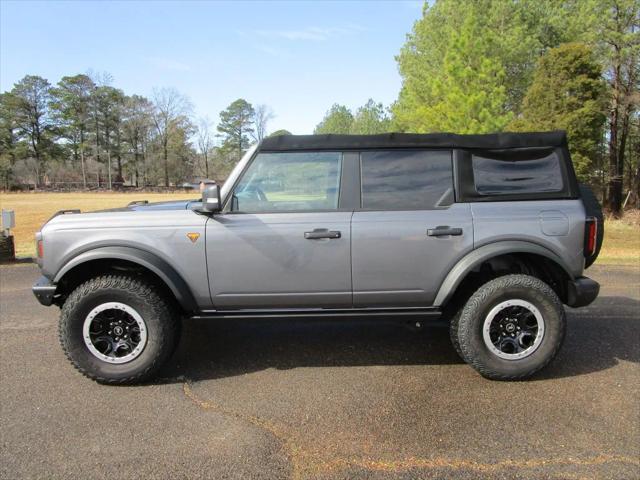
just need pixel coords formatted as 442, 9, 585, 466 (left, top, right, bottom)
0, 0, 423, 135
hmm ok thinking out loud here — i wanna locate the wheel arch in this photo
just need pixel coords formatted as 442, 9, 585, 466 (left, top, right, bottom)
435, 241, 574, 308
53, 246, 198, 313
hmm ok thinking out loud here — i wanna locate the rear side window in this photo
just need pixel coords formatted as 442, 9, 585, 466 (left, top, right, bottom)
360, 150, 453, 210
472, 150, 563, 195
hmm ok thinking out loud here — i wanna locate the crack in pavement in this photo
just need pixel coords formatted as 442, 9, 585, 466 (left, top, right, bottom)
181, 380, 639, 479
182, 380, 302, 480
318, 453, 640, 475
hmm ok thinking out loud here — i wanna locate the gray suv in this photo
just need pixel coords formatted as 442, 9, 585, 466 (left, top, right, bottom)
33, 131, 602, 384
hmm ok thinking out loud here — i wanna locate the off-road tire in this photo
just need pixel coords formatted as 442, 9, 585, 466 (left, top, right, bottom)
579, 183, 604, 268
456, 274, 566, 380
448, 308, 464, 360
59, 274, 179, 384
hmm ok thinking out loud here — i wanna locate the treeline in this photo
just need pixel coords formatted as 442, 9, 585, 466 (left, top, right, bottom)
1, 0, 638, 216
312, 0, 639, 215
0, 73, 280, 189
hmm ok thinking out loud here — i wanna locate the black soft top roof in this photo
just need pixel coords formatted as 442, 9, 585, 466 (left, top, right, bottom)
259, 131, 567, 152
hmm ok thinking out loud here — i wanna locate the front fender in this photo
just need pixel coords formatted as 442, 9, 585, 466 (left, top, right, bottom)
433, 241, 574, 307
53, 246, 198, 312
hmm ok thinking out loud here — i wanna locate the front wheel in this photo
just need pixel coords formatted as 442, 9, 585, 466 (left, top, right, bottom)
59, 274, 179, 384
455, 274, 566, 380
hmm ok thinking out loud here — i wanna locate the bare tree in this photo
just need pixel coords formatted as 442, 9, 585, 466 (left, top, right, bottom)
86, 69, 113, 87
123, 95, 154, 187
601, 0, 639, 216
197, 116, 215, 178
152, 87, 192, 186
252, 104, 274, 142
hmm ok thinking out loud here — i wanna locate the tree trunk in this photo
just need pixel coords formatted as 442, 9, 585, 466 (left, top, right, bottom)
116, 128, 122, 181
105, 125, 112, 190
633, 163, 640, 208
617, 101, 631, 210
134, 143, 140, 188
107, 149, 112, 190
607, 59, 623, 217
94, 114, 101, 165
80, 128, 87, 188
164, 136, 169, 187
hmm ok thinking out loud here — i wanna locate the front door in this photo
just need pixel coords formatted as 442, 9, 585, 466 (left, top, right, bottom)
351, 149, 474, 307
206, 150, 352, 309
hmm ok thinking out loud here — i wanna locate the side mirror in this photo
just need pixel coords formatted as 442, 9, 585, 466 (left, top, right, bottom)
200, 184, 221, 213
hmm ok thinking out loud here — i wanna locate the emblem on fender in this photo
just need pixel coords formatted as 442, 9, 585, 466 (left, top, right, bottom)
186, 232, 200, 243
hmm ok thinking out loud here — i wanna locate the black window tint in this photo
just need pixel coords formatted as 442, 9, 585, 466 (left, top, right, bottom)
361, 150, 453, 210
472, 150, 563, 195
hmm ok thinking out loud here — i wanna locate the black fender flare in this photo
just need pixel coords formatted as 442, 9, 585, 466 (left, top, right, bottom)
53, 246, 198, 312
433, 241, 575, 307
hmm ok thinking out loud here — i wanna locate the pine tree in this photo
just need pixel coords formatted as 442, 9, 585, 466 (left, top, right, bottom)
314, 104, 353, 134
217, 99, 255, 160
511, 43, 607, 181
395, 9, 512, 133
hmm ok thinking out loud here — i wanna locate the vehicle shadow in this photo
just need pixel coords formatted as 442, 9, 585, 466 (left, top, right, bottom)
158, 295, 639, 383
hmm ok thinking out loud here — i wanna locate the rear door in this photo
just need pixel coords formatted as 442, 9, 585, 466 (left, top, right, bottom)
206, 150, 354, 309
351, 149, 473, 307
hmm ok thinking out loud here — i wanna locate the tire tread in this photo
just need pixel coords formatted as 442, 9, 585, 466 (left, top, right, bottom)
58, 274, 177, 385
456, 274, 565, 381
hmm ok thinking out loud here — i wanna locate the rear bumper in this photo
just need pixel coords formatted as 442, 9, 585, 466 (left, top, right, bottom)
566, 276, 599, 308
32, 276, 57, 306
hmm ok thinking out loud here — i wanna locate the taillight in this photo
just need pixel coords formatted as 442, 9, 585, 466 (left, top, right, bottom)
584, 217, 597, 257
37, 239, 44, 258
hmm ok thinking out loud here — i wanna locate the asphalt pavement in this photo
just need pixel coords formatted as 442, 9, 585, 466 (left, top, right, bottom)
0, 263, 638, 479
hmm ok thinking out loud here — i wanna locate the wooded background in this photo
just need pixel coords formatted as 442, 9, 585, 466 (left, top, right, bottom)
1, 0, 638, 216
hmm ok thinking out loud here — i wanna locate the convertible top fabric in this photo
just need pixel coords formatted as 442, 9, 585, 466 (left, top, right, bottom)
259, 131, 568, 152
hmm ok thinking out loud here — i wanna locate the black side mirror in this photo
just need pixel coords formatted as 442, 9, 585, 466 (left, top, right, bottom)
199, 184, 221, 213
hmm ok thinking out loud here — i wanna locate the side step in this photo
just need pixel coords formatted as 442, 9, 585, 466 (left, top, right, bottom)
191, 307, 442, 320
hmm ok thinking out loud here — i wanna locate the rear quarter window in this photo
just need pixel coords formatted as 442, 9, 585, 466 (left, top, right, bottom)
472, 150, 564, 195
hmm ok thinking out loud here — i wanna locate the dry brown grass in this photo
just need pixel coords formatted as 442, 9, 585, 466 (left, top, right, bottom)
0, 191, 194, 257
598, 210, 640, 266
1, 192, 638, 265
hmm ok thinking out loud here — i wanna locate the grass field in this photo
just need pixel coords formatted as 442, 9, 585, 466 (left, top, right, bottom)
0, 192, 195, 257
1, 191, 638, 265
598, 211, 640, 265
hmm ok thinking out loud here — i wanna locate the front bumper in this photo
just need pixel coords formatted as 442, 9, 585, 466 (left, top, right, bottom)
32, 276, 57, 306
566, 276, 600, 308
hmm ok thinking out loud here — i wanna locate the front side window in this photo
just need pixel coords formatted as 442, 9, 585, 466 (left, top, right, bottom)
231, 152, 342, 212
360, 150, 453, 210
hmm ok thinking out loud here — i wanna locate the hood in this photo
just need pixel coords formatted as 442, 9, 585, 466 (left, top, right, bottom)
40, 198, 203, 232
95, 198, 201, 212
127, 199, 200, 211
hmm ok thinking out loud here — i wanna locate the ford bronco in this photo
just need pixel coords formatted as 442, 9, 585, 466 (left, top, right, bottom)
32, 131, 602, 383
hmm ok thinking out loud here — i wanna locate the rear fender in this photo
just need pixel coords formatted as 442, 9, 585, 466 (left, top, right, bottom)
433, 241, 574, 307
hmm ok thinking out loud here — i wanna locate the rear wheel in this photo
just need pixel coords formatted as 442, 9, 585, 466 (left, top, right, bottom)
59, 274, 179, 384
455, 274, 565, 380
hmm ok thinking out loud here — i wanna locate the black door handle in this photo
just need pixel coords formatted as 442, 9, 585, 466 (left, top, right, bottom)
427, 226, 463, 237
304, 229, 341, 240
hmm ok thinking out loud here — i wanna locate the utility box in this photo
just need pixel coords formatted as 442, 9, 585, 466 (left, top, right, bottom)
2, 209, 15, 234
1, 210, 15, 261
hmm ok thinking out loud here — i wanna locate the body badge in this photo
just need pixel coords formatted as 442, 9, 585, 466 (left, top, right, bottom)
187, 233, 200, 243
